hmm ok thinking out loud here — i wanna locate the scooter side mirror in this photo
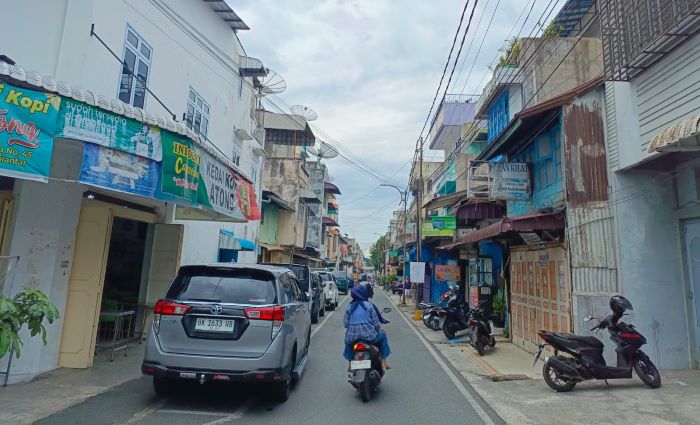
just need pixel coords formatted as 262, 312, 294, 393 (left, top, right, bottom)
583, 315, 592, 322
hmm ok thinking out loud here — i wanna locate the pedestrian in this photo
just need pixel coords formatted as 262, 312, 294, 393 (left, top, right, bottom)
404, 277, 412, 302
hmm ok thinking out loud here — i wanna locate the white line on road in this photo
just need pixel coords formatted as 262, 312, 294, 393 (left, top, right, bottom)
200, 398, 254, 425
383, 291, 496, 425
123, 399, 167, 424
311, 294, 350, 339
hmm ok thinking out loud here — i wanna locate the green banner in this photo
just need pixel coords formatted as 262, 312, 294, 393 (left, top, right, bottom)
388, 250, 398, 258
55, 98, 162, 161
160, 131, 209, 206
0, 82, 60, 182
422, 222, 454, 237
431, 215, 456, 230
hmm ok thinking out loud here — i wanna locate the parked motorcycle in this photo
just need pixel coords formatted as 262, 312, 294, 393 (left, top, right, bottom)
347, 307, 392, 402
422, 288, 457, 331
466, 307, 496, 356
533, 295, 661, 392
441, 299, 471, 340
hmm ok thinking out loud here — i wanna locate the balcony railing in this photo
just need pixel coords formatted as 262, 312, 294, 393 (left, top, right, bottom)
600, 0, 700, 80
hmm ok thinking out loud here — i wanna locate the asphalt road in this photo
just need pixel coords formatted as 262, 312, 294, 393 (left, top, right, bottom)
38, 291, 503, 425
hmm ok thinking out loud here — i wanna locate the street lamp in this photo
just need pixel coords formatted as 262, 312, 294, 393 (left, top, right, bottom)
380, 183, 408, 305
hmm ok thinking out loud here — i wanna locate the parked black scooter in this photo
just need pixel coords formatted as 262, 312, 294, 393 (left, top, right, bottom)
441, 299, 470, 340
422, 288, 457, 331
534, 295, 661, 392
466, 307, 496, 355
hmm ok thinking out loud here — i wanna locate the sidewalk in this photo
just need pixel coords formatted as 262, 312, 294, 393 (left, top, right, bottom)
0, 345, 144, 425
387, 292, 700, 425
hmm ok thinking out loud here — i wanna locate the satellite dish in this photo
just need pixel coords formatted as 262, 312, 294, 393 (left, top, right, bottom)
255, 69, 287, 96
290, 105, 318, 121
307, 139, 339, 160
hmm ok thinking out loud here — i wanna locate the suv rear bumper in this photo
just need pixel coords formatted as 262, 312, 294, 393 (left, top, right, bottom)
141, 361, 287, 383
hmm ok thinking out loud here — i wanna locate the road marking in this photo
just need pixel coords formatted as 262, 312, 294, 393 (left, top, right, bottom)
158, 409, 223, 416
200, 398, 253, 425
311, 294, 349, 339
123, 399, 167, 424
383, 291, 496, 425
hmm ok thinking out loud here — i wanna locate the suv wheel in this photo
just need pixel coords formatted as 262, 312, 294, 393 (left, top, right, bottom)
271, 375, 291, 402
311, 306, 319, 324
319, 298, 326, 317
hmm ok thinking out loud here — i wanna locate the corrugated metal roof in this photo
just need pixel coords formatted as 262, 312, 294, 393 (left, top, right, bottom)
647, 113, 700, 153
0, 60, 250, 182
202, 0, 250, 31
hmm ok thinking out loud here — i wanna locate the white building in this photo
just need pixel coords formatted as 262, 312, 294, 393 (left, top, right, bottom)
0, 0, 267, 382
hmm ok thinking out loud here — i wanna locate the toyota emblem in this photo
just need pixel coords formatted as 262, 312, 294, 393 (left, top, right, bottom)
210, 304, 223, 315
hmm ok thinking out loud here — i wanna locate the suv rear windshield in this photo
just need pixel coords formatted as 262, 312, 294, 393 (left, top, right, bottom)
318, 272, 333, 281
166, 266, 277, 305
287, 265, 310, 292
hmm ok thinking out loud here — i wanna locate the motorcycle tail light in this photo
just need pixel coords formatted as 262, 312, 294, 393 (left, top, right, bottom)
619, 332, 642, 339
468, 319, 478, 325
353, 343, 367, 351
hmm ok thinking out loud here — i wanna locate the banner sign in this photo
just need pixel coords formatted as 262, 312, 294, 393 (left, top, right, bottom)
421, 222, 454, 237
79, 143, 159, 197
161, 131, 260, 220
56, 99, 163, 161
490, 162, 530, 201
0, 82, 60, 182
410, 262, 425, 283
431, 216, 456, 230
435, 264, 460, 281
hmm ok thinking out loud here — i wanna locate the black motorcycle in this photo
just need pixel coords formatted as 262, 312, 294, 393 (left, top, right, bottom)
534, 295, 661, 392
466, 307, 496, 355
441, 299, 471, 340
348, 340, 385, 402
422, 289, 457, 331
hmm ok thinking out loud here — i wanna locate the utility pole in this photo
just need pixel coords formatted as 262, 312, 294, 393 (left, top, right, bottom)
415, 139, 424, 308
380, 183, 407, 305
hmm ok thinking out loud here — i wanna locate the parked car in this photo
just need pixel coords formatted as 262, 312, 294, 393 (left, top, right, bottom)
310, 272, 327, 319
332, 270, 350, 294
318, 271, 339, 311
141, 264, 312, 402
262, 263, 323, 324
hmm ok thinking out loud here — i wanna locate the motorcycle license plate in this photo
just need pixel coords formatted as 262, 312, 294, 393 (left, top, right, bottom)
350, 360, 371, 370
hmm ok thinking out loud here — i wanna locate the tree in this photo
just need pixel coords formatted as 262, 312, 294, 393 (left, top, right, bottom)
369, 235, 386, 271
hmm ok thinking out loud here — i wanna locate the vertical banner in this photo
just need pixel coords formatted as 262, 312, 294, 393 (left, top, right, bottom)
410, 262, 426, 283
0, 82, 60, 182
79, 143, 159, 197
55, 99, 163, 161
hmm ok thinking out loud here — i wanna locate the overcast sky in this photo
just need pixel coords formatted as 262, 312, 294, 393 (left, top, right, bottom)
234, 0, 566, 253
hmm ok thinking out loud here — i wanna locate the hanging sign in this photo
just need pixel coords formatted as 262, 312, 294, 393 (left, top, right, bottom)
435, 264, 460, 281
490, 162, 530, 200
410, 262, 425, 283
0, 82, 60, 182
422, 222, 454, 237
431, 216, 456, 230
55, 99, 163, 161
161, 131, 260, 220
79, 143, 159, 197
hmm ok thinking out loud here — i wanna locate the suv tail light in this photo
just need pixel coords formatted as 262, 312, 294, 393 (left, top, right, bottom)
153, 299, 190, 334
245, 306, 285, 338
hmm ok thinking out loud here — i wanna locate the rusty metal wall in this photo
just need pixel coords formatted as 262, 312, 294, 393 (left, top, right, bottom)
510, 244, 572, 354
563, 93, 609, 207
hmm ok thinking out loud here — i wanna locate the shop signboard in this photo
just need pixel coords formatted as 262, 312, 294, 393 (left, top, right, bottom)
0, 82, 60, 182
470, 286, 479, 308
490, 162, 530, 201
161, 131, 260, 220
431, 216, 456, 230
79, 143, 159, 197
55, 99, 163, 161
421, 222, 454, 237
410, 261, 425, 283
435, 264, 460, 281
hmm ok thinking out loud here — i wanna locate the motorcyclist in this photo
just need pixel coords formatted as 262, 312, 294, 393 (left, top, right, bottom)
343, 283, 391, 370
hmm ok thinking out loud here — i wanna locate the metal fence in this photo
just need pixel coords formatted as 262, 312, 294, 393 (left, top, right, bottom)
600, 0, 700, 81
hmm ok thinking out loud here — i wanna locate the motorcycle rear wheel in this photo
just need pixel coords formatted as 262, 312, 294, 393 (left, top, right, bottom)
634, 356, 661, 388
427, 314, 442, 331
542, 361, 577, 392
442, 319, 459, 340
475, 336, 486, 356
359, 377, 371, 402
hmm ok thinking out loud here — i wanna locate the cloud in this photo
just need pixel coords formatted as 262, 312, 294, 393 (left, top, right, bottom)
233, 0, 565, 253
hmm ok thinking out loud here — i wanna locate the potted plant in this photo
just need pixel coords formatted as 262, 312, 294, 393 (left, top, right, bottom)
0, 287, 60, 360
492, 292, 506, 328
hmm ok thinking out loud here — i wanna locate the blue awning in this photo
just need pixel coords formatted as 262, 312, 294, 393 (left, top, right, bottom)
219, 229, 255, 251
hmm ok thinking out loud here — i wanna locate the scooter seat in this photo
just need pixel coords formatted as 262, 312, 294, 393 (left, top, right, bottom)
551, 333, 604, 349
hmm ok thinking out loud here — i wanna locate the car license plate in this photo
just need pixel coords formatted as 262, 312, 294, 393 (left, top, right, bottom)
195, 317, 235, 332
350, 360, 372, 370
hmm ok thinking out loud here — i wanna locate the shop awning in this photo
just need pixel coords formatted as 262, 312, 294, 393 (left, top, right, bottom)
293, 251, 321, 262
322, 216, 339, 226
219, 230, 255, 251
438, 211, 565, 250
263, 190, 295, 211
324, 182, 341, 195
299, 188, 322, 204
456, 201, 506, 221
259, 242, 286, 252
647, 113, 700, 153
423, 190, 470, 211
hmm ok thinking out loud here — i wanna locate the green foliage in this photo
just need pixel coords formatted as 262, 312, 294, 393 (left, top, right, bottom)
369, 235, 386, 270
492, 289, 506, 320
0, 288, 59, 359
497, 37, 522, 67
503, 326, 509, 339
540, 19, 565, 38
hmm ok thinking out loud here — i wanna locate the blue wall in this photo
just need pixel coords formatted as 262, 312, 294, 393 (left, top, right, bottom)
487, 90, 510, 143
478, 241, 503, 288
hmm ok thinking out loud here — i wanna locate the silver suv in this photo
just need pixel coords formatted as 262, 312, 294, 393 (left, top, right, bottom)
142, 264, 311, 402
